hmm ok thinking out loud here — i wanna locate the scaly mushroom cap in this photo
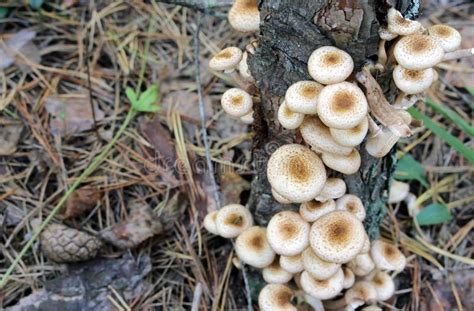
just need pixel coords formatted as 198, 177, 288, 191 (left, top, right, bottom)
310, 211, 366, 263
258, 284, 297, 311
336, 194, 366, 221
428, 24, 462, 52
299, 199, 336, 223
342, 267, 356, 289
348, 253, 375, 276
322, 149, 361, 175
315, 178, 347, 201
393, 65, 434, 95
302, 247, 341, 280
369, 270, 396, 301
235, 226, 275, 268
308, 46, 354, 85
387, 8, 422, 36
209, 47, 243, 71
221, 88, 253, 117
272, 188, 292, 204
285, 81, 323, 114
300, 269, 344, 300
378, 26, 398, 41
267, 211, 310, 256
394, 35, 444, 70
263, 259, 294, 284
215, 204, 253, 238
280, 253, 304, 274
344, 281, 378, 309
365, 128, 400, 158
388, 180, 410, 204
228, 0, 260, 33
317, 82, 368, 129
330, 117, 369, 147
370, 240, 407, 272
278, 101, 305, 129
203, 211, 219, 235
300, 117, 353, 156
267, 144, 327, 203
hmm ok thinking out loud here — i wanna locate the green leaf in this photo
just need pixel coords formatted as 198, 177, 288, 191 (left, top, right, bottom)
125, 87, 138, 105
136, 85, 159, 111
465, 87, 474, 96
0, 7, 9, 18
416, 203, 452, 226
395, 154, 429, 187
28, 0, 44, 9
425, 98, 474, 137
408, 107, 474, 164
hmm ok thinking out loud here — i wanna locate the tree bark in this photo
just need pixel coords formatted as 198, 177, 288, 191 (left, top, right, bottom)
247, 0, 415, 239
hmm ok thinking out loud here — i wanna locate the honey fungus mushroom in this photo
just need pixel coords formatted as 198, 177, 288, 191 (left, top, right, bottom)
394, 34, 444, 70
280, 253, 304, 274
203, 211, 219, 235
302, 247, 341, 280
300, 117, 353, 156
392, 65, 434, 95
315, 178, 347, 202
235, 226, 275, 268
209, 47, 242, 72
428, 24, 462, 52
330, 117, 369, 147
299, 199, 336, 223
221, 88, 253, 117
285, 81, 323, 114
267, 144, 327, 203
215, 204, 253, 238
300, 268, 345, 300
336, 194, 366, 222
386, 8, 421, 36
370, 240, 407, 272
258, 284, 297, 311
262, 259, 294, 284
308, 46, 354, 85
322, 148, 361, 175
267, 211, 310, 256
228, 0, 260, 33
278, 100, 305, 129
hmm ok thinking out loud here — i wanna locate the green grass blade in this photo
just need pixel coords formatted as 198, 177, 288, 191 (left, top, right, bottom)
425, 98, 474, 137
408, 107, 474, 164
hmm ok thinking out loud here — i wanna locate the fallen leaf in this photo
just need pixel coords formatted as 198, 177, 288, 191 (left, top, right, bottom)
161, 90, 213, 121
220, 171, 250, 207
0, 120, 23, 155
0, 29, 40, 69
45, 95, 105, 137
61, 187, 102, 219
99, 202, 163, 250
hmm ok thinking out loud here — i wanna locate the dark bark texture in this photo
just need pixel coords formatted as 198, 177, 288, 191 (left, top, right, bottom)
247, 0, 415, 239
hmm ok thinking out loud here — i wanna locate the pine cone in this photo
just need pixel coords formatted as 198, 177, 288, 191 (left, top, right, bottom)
40, 223, 102, 263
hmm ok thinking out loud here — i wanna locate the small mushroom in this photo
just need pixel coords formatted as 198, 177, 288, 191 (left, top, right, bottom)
336, 194, 366, 221
240, 110, 254, 124
285, 81, 323, 114
321, 148, 361, 175
310, 211, 366, 264
394, 34, 444, 70
348, 253, 376, 276
263, 258, 294, 284
267, 211, 310, 256
258, 284, 296, 311
228, 0, 260, 33
209, 47, 243, 72
300, 117, 353, 156
392, 65, 434, 95
317, 82, 369, 130
388, 180, 410, 204
302, 247, 341, 280
329, 117, 369, 147
315, 178, 347, 202
365, 127, 400, 158
272, 188, 293, 204
428, 24, 462, 52
308, 46, 354, 85
238, 51, 254, 82
370, 240, 407, 272
299, 199, 336, 223
278, 100, 305, 129
368, 270, 396, 301
221, 88, 253, 117
387, 8, 422, 36
300, 269, 345, 300
215, 204, 253, 238
203, 211, 219, 235
344, 281, 378, 309
280, 253, 305, 274
235, 226, 276, 268
342, 267, 356, 289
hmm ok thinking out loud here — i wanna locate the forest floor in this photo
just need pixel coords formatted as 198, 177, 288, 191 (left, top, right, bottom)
0, 1, 472, 310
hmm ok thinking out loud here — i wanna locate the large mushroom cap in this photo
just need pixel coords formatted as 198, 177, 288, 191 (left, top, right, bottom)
308, 46, 354, 85
315, 178, 347, 201
300, 117, 353, 156
387, 8, 421, 36
235, 226, 275, 268
330, 117, 369, 147
428, 24, 462, 52
310, 211, 366, 264
209, 47, 243, 71
262, 259, 294, 284
267, 144, 327, 203
336, 194, 366, 221
393, 65, 434, 95
278, 100, 305, 129
302, 247, 341, 280
285, 81, 323, 114
370, 240, 407, 272
394, 34, 444, 70
300, 269, 344, 300
322, 148, 361, 175
299, 199, 336, 223
221, 88, 253, 117
215, 204, 253, 238
258, 284, 296, 311
228, 0, 260, 33
317, 82, 368, 130
267, 211, 310, 256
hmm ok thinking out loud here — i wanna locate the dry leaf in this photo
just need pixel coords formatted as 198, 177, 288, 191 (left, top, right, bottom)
0, 29, 40, 69
0, 120, 23, 155
62, 187, 102, 219
162, 90, 213, 120
220, 171, 250, 207
45, 95, 105, 136
99, 202, 163, 250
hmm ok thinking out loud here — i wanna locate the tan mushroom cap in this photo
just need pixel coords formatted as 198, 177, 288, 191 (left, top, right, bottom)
428, 24, 462, 52
344, 281, 378, 309
302, 247, 341, 280
310, 211, 366, 264
299, 199, 336, 223
300, 117, 352, 156
315, 178, 347, 201
322, 149, 361, 175
342, 267, 356, 289
378, 26, 398, 41
209, 47, 243, 71
393, 65, 434, 95
387, 8, 422, 36
240, 110, 254, 124
280, 253, 304, 274
258, 284, 296, 311
203, 211, 219, 235
228, 0, 260, 33
365, 128, 400, 158
388, 180, 410, 204
238, 51, 254, 81
272, 188, 292, 204
394, 34, 444, 70
348, 253, 375, 276
336, 194, 366, 221
267, 144, 327, 203
285, 81, 323, 114
308, 46, 354, 85
221, 88, 253, 117
235, 226, 276, 268
300, 269, 344, 300
317, 82, 368, 129
215, 204, 253, 238
369, 270, 396, 301
330, 117, 369, 147
370, 240, 407, 272
278, 100, 305, 129
263, 259, 294, 284
267, 211, 310, 256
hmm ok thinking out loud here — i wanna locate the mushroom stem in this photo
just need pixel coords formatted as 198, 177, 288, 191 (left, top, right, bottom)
323, 297, 347, 310
367, 115, 381, 136
441, 47, 474, 62
394, 92, 407, 108
392, 94, 423, 110
376, 39, 388, 70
